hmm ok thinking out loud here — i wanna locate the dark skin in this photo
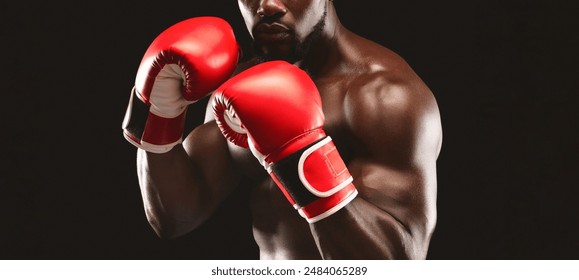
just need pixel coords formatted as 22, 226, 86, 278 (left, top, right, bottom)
136, 0, 442, 259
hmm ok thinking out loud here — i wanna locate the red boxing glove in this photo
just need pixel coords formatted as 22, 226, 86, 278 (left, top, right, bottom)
212, 61, 357, 223
123, 17, 239, 153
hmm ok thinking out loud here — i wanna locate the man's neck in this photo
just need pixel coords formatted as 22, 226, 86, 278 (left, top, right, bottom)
295, 3, 345, 78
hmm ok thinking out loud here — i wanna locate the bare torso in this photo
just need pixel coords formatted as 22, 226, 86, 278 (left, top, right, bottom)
193, 25, 441, 259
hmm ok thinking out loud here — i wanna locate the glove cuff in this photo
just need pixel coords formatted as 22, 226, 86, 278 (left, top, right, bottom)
269, 136, 357, 223
122, 87, 186, 153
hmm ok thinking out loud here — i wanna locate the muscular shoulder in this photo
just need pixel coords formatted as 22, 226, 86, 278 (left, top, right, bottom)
341, 51, 442, 241
343, 57, 442, 167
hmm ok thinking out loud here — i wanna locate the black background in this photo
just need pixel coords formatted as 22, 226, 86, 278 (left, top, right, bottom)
2, 0, 578, 259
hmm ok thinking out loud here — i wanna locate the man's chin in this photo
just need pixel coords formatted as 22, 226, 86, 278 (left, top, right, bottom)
255, 53, 299, 64
253, 44, 301, 63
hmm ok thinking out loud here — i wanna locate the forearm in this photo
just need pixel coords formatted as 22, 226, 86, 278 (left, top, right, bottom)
309, 198, 419, 260
136, 146, 211, 238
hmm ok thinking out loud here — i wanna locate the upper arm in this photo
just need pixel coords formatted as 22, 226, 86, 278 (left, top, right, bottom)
344, 71, 442, 246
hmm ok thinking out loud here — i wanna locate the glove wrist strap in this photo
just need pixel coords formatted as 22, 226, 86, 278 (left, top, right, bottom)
270, 136, 358, 223
122, 87, 186, 153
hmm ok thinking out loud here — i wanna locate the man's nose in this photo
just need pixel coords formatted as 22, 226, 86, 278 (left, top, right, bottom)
257, 0, 287, 18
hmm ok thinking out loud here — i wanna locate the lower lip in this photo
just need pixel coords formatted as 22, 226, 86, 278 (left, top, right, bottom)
254, 31, 291, 42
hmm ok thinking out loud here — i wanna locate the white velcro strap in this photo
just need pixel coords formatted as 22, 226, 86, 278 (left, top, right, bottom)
298, 188, 358, 223
123, 131, 181, 154
298, 136, 353, 197
139, 139, 182, 154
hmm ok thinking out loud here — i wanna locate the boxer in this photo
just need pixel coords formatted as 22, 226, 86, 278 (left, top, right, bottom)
123, 0, 442, 259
